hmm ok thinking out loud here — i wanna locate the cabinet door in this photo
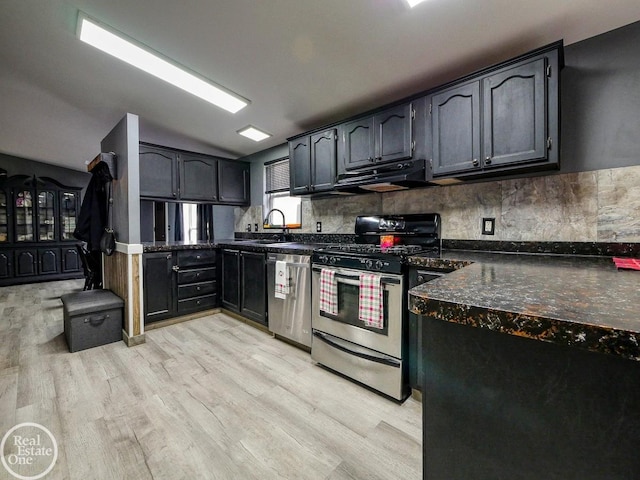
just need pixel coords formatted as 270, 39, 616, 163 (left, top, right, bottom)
375, 103, 413, 165
38, 248, 60, 275
218, 160, 250, 205
0, 190, 10, 245
0, 251, 12, 279
342, 117, 375, 170
310, 129, 337, 192
431, 82, 481, 176
289, 137, 311, 195
14, 249, 37, 277
240, 251, 266, 324
59, 191, 79, 241
61, 247, 81, 273
13, 189, 35, 242
221, 249, 240, 311
139, 145, 179, 199
179, 154, 218, 201
143, 252, 176, 323
37, 190, 56, 242
482, 57, 547, 168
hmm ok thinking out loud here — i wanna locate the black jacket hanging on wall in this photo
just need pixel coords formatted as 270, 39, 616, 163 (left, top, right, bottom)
73, 161, 112, 251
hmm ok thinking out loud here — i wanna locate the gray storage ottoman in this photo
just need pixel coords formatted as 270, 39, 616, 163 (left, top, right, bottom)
61, 289, 124, 352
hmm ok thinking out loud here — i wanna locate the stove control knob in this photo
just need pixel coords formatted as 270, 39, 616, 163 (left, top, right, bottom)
318, 255, 328, 264
329, 256, 337, 264
365, 259, 373, 269
375, 260, 384, 270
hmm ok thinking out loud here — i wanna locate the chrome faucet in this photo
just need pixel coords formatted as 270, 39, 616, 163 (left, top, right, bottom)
263, 208, 289, 241
263, 208, 286, 228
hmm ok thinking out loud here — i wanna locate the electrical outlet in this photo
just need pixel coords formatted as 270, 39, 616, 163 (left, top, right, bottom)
482, 218, 495, 235
246, 224, 251, 232
254, 223, 259, 232
316, 221, 322, 233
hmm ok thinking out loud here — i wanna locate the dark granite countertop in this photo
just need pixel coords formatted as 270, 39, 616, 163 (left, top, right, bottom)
142, 240, 330, 255
408, 250, 640, 361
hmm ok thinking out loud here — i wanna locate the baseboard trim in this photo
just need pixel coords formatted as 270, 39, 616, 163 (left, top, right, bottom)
144, 308, 221, 331
123, 329, 146, 347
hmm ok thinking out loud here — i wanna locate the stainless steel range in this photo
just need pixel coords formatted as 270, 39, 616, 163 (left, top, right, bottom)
311, 213, 441, 401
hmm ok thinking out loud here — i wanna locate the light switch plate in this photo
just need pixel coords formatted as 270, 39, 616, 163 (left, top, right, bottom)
482, 218, 495, 235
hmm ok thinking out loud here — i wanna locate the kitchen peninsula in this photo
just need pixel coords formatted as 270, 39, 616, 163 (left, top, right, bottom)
408, 251, 640, 480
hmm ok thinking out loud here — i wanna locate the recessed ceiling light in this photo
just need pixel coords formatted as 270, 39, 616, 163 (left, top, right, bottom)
76, 12, 248, 114
237, 126, 271, 142
406, 0, 428, 7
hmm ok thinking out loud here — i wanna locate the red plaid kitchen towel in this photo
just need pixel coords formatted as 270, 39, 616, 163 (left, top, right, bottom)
613, 257, 640, 270
319, 269, 338, 315
358, 273, 383, 329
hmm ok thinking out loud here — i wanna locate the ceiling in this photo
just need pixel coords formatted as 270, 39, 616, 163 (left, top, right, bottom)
2, 0, 640, 172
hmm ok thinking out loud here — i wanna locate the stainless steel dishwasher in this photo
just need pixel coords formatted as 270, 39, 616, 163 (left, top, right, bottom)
266, 253, 312, 348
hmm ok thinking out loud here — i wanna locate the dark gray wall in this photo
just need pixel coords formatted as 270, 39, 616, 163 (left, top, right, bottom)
561, 20, 640, 172
0, 152, 90, 192
101, 113, 140, 244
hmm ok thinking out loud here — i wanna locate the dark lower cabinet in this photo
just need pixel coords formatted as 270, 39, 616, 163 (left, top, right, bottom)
0, 251, 12, 279
221, 248, 266, 325
143, 252, 176, 323
38, 248, 59, 275
143, 249, 219, 325
14, 249, 37, 277
61, 247, 81, 273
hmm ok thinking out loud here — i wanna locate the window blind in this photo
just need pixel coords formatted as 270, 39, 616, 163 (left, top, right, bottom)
265, 159, 290, 194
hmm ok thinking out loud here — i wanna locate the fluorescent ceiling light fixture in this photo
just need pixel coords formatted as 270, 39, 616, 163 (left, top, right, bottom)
237, 126, 271, 142
406, 0, 428, 7
76, 12, 248, 113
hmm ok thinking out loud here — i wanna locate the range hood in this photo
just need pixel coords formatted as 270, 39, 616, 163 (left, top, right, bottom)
334, 158, 428, 193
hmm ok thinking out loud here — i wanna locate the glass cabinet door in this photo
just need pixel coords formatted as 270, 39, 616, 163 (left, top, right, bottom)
0, 190, 8, 243
37, 191, 56, 241
14, 190, 34, 242
60, 191, 78, 241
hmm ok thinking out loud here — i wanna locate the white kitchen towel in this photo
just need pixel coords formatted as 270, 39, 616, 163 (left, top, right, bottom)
319, 269, 338, 315
275, 260, 289, 299
358, 273, 383, 329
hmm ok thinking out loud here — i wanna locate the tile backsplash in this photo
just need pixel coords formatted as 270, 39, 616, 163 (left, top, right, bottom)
235, 164, 640, 243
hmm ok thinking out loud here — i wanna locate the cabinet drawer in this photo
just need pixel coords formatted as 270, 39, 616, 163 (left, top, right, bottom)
178, 294, 217, 313
177, 249, 216, 268
178, 281, 217, 300
178, 266, 216, 284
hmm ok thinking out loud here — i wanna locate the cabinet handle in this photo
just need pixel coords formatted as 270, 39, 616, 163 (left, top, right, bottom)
485, 156, 492, 165
166, 254, 172, 259
172, 192, 177, 197
472, 159, 479, 167
196, 254, 201, 259
196, 272, 201, 277
172, 265, 180, 272
196, 286, 201, 291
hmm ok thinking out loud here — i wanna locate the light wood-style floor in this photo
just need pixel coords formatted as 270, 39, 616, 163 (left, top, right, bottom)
0, 280, 422, 480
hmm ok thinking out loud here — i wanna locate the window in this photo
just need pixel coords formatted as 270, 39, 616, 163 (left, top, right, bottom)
264, 158, 301, 228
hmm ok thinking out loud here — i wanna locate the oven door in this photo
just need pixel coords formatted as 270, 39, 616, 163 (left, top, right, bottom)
311, 265, 404, 358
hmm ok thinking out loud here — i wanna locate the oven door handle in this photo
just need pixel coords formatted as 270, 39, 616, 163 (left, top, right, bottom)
313, 331, 401, 368
311, 267, 401, 285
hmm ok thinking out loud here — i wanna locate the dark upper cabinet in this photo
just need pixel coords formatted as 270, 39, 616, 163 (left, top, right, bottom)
310, 129, 337, 192
0, 188, 11, 246
179, 153, 218, 202
342, 103, 414, 171
343, 117, 375, 170
289, 137, 311, 195
430, 48, 559, 178
482, 57, 547, 168
139, 145, 179, 199
290, 129, 336, 195
218, 160, 250, 205
431, 82, 481, 176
